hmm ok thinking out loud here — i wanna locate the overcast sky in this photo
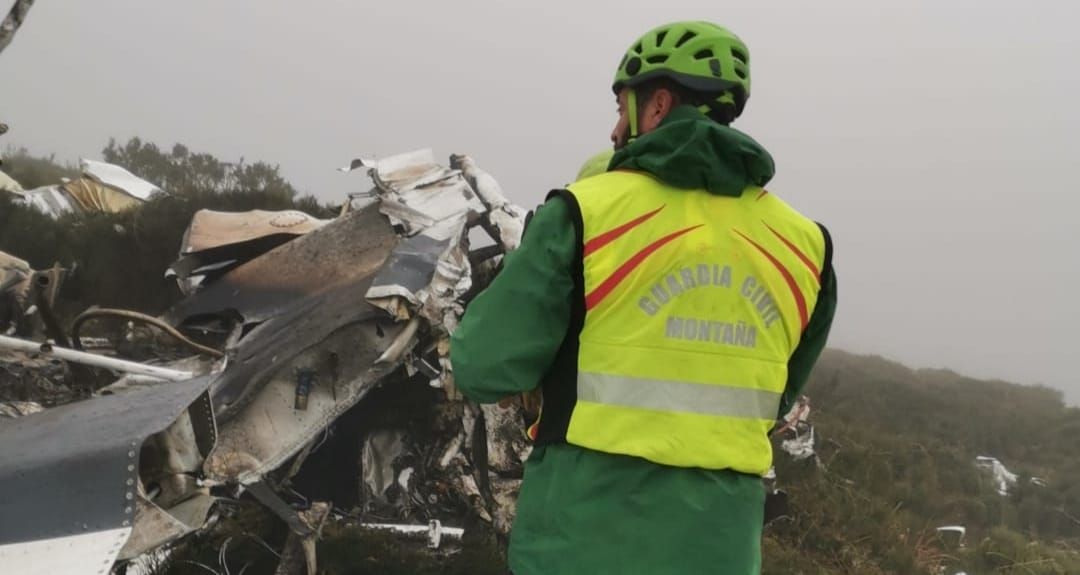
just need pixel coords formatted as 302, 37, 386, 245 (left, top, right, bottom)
2, 1, 1078, 404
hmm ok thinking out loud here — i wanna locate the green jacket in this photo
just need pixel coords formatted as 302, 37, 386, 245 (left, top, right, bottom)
451, 106, 837, 575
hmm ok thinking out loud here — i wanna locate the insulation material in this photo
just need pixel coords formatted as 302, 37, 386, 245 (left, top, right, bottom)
19, 185, 76, 217
780, 427, 816, 461
62, 177, 143, 213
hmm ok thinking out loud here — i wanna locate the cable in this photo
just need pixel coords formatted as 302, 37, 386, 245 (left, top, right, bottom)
70, 307, 225, 358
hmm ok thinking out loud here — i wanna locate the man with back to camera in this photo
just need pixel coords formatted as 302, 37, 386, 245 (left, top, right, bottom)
451, 21, 837, 574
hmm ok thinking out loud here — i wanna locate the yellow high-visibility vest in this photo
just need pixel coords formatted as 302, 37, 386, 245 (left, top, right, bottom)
548, 170, 827, 475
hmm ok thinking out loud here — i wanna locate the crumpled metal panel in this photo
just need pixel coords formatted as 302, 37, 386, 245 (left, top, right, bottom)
352, 151, 518, 396
162, 204, 410, 485
179, 209, 331, 255
365, 233, 449, 305
167, 209, 332, 294
357, 149, 486, 235
117, 493, 215, 561
367, 215, 471, 321
203, 313, 407, 484
0, 375, 214, 547
166, 202, 398, 328
81, 159, 162, 201
452, 155, 526, 251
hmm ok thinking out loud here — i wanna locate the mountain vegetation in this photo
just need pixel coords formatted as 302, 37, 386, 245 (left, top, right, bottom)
764, 350, 1080, 574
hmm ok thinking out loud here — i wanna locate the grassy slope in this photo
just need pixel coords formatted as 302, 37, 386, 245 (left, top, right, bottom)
763, 350, 1080, 574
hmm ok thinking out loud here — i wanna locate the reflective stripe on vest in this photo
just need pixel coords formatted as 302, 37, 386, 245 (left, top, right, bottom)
579, 372, 781, 420
562, 170, 826, 475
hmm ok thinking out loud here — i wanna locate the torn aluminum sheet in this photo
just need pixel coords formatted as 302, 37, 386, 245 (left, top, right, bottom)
358, 151, 522, 392
167, 203, 399, 330
0, 375, 215, 575
452, 154, 526, 251
179, 209, 330, 255
167, 209, 331, 294
352, 149, 487, 235
80, 158, 163, 201
366, 214, 472, 330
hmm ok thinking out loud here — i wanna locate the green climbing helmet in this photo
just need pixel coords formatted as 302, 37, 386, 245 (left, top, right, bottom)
575, 149, 615, 181
613, 21, 751, 120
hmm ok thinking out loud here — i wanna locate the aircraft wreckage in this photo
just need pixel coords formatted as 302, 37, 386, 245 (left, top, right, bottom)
0, 150, 532, 574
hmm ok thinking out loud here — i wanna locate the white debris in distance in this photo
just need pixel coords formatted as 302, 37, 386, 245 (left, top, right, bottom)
781, 427, 816, 461
975, 456, 1019, 496
81, 159, 163, 200
936, 525, 967, 547
777, 395, 815, 461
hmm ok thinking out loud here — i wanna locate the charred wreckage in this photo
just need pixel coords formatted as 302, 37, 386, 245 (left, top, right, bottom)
0, 150, 533, 574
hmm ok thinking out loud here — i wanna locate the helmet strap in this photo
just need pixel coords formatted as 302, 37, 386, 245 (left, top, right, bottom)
627, 88, 640, 140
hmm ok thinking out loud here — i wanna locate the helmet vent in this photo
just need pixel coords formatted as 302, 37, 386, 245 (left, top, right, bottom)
633, 42, 643, 54
694, 48, 714, 60
731, 48, 749, 64
735, 68, 748, 80
655, 30, 668, 46
674, 31, 696, 48
646, 55, 668, 64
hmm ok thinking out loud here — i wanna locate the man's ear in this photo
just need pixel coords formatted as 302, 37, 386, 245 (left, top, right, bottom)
655, 89, 677, 116
642, 89, 675, 131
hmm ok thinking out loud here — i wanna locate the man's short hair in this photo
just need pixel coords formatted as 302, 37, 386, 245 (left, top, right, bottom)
635, 78, 736, 125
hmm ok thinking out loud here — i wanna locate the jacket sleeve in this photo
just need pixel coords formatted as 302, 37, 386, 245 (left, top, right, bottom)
778, 224, 837, 417
450, 197, 576, 404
